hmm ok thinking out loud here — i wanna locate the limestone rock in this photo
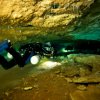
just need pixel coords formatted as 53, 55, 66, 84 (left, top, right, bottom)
43, 14, 76, 27
68, 54, 100, 72
60, 63, 92, 77
0, 0, 94, 27
72, 76, 100, 84
23, 86, 33, 91
77, 85, 87, 91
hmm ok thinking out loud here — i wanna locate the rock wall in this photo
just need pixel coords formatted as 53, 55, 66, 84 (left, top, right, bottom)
0, 0, 94, 27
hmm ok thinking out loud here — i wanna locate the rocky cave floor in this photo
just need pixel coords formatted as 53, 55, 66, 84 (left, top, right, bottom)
0, 54, 100, 100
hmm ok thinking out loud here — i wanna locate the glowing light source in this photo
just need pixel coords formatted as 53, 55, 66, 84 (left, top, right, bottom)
30, 55, 40, 65
61, 48, 74, 53
39, 61, 61, 69
7, 52, 13, 59
61, 48, 68, 53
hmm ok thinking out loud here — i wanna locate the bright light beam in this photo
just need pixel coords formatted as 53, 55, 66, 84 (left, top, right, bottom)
39, 61, 61, 69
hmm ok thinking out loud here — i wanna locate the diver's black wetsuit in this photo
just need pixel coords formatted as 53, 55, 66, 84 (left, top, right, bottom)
0, 40, 32, 69
0, 41, 52, 69
0, 55, 16, 69
0, 47, 26, 69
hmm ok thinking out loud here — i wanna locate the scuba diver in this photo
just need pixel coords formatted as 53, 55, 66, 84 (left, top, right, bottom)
0, 40, 54, 69
0, 39, 100, 70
